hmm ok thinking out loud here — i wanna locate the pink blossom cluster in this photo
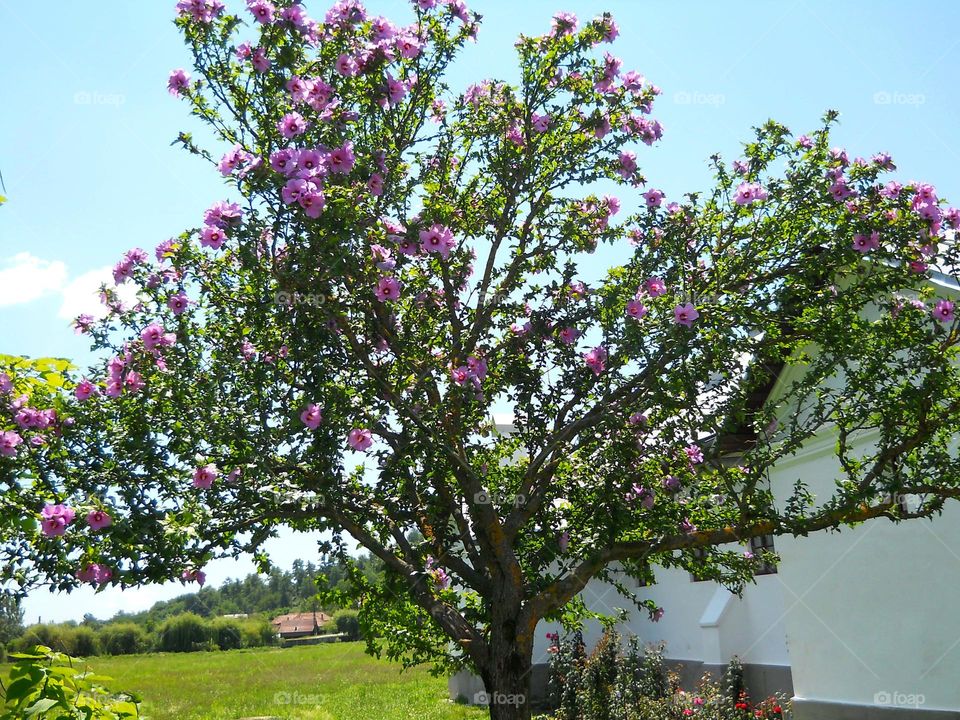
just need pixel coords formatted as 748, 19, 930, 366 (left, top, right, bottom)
77, 563, 113, 584
113, 248, 148, 284
175, 0, 225, 23
271, 143, 356, 219
105, 354, 144, 397
41, 503, 76, 537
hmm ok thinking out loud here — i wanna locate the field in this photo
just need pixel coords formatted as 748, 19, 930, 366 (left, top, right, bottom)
43, 643, 489, 720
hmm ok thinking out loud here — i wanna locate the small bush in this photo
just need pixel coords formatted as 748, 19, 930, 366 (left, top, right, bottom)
12, 624, 76, 655
156, 612, 211, 653
333, 609, 360, 640
245, 618, 277, 647
99, 623, 149, 655
210, 618, 243, 651
72, 625, 100, 657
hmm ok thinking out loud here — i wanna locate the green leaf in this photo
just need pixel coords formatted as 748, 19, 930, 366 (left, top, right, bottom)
24, 698, 60, 717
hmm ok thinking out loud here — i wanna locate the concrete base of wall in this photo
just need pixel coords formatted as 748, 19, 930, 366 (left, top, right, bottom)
448, 659, 793, 707
793, 698, 960, 720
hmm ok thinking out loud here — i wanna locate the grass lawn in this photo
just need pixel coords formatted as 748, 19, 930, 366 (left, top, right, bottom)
40, 642, 489, 720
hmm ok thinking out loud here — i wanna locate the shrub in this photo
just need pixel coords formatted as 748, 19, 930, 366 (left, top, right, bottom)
71, 625, 100, 657
333, 610, 360, 641
0, 643, 6, 664
235, 617, 275, 648
12, 624, 75, 655
156, 613, 211, 653
210, 618, 243, 651
99, 623, 149, 655
547, 633, 787, 720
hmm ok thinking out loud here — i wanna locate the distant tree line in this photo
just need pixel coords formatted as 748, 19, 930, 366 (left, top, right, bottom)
1, 555, 380, 659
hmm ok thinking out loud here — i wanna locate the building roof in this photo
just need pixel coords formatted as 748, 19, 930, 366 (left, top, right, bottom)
271, 611, 331, 636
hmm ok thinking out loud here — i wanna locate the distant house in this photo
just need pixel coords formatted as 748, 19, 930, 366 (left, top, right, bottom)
271, 611, 331, 639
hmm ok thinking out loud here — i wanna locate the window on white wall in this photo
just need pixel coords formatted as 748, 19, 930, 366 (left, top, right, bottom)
749, 534, 777, 575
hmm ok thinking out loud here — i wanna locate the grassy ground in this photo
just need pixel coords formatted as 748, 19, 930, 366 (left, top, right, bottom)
55, 643, 489, 720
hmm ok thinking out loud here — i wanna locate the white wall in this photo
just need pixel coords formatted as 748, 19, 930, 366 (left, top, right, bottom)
769, 431, 960, 712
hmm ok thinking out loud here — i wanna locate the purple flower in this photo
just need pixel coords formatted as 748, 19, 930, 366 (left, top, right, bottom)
300, 403, 323, 429
419, 223, 456, 259
181, 568, 206, 585
626, 299, 648, 320
193, 464, 218, 489
643, 188, 664, 208
141, 323, 176, 351
661, 475, 680, 492
673, 303, 699, 327
167, 69, 190, 96
583, 346, 607, 376
933, 300, 955, 324
278, 112, 307, 139
684, 444, 704, 464
348, 428, 373, 451
247, 0, 275, 24
852, 231, 880, 253
78, 563, 113, 584
328, 142, 356, 174
168, 292, 190, 315
734, 182, 768, 206
644, 277, 667, 297
41, 504, 76, 537
617, 151, 637, 179
559, 327, 580, 345
75, 379, 97, 402
200, 225, 227, 250
531, 113, 552, 133
375, 276, 401, 302
86, 510, 112, 531
0, 431, 23, 458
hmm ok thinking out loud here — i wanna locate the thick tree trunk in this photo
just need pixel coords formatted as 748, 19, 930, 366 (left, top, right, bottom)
479, 615, 535, 720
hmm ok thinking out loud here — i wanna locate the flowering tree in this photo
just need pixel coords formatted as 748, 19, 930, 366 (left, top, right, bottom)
3, 2, 960, 718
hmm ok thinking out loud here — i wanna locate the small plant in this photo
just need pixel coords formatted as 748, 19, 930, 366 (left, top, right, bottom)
0, 645, 141, 719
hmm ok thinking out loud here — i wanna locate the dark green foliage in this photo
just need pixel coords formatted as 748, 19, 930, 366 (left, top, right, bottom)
99, 623, 150, 656
156, 613, 211, 653
333, 609, 361, 641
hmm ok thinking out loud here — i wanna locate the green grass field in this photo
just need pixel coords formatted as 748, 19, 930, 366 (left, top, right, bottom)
52, 643, 489, 720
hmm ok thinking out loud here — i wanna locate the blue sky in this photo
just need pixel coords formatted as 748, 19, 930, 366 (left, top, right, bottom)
2, 0, 959, 623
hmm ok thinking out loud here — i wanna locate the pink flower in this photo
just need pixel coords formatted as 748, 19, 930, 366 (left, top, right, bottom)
643, 188, 664, 208
247, 0, 275, 24
0, 373, 11, 394
568, 281, 588, 300
200, 225, 227, 250
141, 323, 176, 351
559, 327, 580, 345
368, 173, 385, 196
628, 412, 647, 426
77, 563, 112, 584
299, 191, 326, 218
0, 431, 23, 457
124, 372, 145, 393
167, 68, 190, 96
335, 53, 357, 76
673, 303, 699, 327
531, 113, 551, 133
192, 464, 218, 489
86, 509, 112, 531
251, 47, 271, 73
551, 11, 577, 36
181, 568, 206, 585
327, 141, 356, 174
40, 504, 76, 537
558, 531, 570, 552
617, 151, 637, 179
662, 475, 680, 492
685, 444, 704, 464
348, 428, 373, 451
733, 182, 768, 206
300, 404, 323, 429
852, 231, 880, 253
644, 277, 667, 297
627, 484, 655, 509
583, 346, 607, 376
933, 300, 955, 324
419, 223, 456, 258
651, 607, 664, 622
168, 292, 190, 314
375, 276, 401, 302
626, 299, 648, 320
75, 379, 97, 402
278, 112, 307, 139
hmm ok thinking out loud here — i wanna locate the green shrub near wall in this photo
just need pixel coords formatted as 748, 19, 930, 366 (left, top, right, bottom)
156, 613, 212, 653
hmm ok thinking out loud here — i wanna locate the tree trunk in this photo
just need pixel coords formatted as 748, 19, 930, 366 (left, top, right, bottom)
479, 616, 535, 720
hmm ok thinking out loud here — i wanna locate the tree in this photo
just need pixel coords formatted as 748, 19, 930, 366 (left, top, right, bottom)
0, 595, 23, 647
2, 2, 960, 719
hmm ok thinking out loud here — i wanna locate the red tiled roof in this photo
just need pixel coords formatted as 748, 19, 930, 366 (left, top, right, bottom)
271, 611, 331, 636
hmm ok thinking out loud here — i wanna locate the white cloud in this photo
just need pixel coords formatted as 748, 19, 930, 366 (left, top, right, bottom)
58, 266, 138, 321
0, 253, 68, 307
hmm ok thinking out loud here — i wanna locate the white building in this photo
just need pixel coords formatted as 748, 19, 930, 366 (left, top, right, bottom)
452, 274, 960, 719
